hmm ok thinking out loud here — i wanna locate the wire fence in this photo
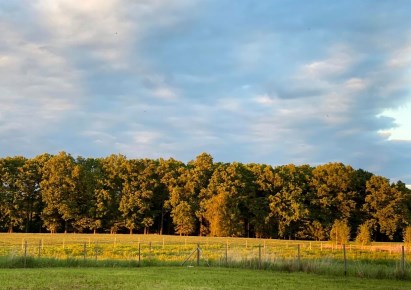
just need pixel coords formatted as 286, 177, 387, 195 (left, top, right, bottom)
0, 234, 409, 278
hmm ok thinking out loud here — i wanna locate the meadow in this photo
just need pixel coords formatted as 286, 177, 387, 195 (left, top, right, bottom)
0, 233, 409, 281
2, 267, 411, 290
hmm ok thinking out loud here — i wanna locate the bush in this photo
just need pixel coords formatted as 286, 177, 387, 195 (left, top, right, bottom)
330, 220, 350, 245
356, 223, 371, 246
403, 226, 411, 247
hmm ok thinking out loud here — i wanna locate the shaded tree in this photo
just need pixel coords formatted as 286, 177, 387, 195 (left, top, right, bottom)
120, 159, 159, 234
0, 156, 27, 232
171, 201, 195, 235
268, 164, 312, 239
40, 152, 80, 233
203, 163, 256, 237
95, 154, 128, 234
363, 176, 407, 240
16, 154, 50, 232
310, 163, 356, 238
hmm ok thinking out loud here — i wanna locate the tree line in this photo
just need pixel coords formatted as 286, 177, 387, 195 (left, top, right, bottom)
1, 152, 410, 242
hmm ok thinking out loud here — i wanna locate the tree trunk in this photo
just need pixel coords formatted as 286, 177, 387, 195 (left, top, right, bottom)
160, 210, 164, 235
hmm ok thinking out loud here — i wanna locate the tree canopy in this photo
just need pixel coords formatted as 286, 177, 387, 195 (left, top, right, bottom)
0, 152, 410, 242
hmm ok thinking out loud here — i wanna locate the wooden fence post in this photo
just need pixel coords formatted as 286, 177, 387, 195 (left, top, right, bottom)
343, 244, 347, 276
225, 241, 228, 266
24, 241, 28, 268
95, 241, 98, 261
38, 240, 42, 258
402, 245, 405, 274
149, 241, 152, 261
83, 242, 87, 260
196, 244, 200, 266
138, 242, 141, 267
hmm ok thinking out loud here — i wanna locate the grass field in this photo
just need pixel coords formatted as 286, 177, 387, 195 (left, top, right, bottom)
0, 233, 409, 280
1, 267, 411, 290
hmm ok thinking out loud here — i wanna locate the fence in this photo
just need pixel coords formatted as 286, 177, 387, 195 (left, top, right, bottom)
0, 234, 409, 278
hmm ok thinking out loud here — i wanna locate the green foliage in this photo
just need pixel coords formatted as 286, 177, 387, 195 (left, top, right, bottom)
203, 163, 256, 237
304, 221, 326, 241
268, 164, 311, 239
356, 223, 371, 245
310, 163, 356, 230
0, 152, 410, 242
403, 226, 411, 246
171, 201, 195, 235
40, 152, 80, 233
0, 156, 28, 233
330, 220, 350, 245
363, 176, 407, 240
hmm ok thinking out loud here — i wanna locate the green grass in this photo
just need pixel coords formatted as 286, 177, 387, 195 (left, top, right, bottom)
1, 267, 411, 290
0, 233, 409, 281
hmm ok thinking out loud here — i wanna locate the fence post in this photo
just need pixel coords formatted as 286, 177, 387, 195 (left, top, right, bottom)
197, 244, 200, 266
24, 241, 28, 268
95, 241, 98, 261
149, 241, 152, 261
343, 244, 347, 276
225, 241, 228, 266
258, 244, 262, 269
297, 244, 301, 269
83, 242, 87, 260
38, 240, 42, 258
162, 238, 165, 249
402, 245, 405, 274
138, 242, 141, 267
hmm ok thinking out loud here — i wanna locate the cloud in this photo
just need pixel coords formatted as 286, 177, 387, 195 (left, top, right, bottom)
1, 0, 411, 184
254, 94, 275, 105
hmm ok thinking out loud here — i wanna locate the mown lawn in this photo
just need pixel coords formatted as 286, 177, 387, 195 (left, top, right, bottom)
1, 267, 411, 290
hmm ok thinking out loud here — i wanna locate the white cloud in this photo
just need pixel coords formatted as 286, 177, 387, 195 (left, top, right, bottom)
0, 18, 82, 143
387, 42, 411, 68
254, 94, 275, 105
344, 78, 367, 91
216, 98, 243, 112
152, 87, 179, 100
301, 45, 356, 78
380, 104, 411, 141
1, 0, 411, 183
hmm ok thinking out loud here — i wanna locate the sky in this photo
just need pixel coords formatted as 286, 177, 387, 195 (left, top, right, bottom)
0, 1, 411, 184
